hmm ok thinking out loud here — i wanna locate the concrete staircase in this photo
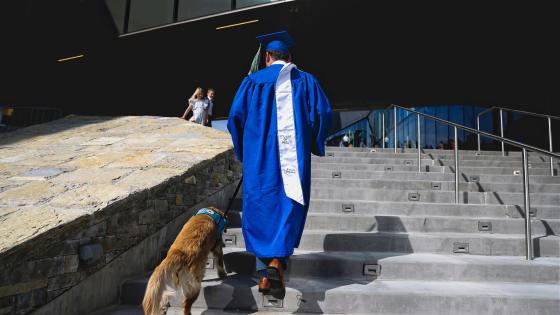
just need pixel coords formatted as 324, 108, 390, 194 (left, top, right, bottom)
90, 148, 560, 315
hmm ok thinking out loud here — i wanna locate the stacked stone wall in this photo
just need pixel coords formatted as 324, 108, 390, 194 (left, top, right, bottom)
0, 116, 240, 315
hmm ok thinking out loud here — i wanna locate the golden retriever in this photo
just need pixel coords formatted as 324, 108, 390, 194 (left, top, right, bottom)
142, 207, 227, 315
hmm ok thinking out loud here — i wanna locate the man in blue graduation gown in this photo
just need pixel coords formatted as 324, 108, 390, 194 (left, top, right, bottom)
227, 31, 333, 298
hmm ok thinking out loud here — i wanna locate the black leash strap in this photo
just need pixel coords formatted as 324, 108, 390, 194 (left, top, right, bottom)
220, 177, 242, 234
224, 176, 243, 217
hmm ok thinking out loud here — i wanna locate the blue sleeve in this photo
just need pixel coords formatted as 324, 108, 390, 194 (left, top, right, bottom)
227, 77, 254, 162
308, 75, 333, 156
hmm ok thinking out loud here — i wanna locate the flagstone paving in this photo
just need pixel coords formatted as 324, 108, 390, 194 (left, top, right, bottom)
0, 115, 232, 255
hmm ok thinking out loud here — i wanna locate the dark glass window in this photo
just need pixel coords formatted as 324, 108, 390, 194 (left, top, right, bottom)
423, 107, 436, 149
128, 0, 174, 32
178, 0, 231, 21
105, 0, 128, 34
106, 0, 290, 35
237, 0, 275, 9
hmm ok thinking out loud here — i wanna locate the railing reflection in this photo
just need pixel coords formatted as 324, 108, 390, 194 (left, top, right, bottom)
0, 106, 63, 129
326, 105, 488, 150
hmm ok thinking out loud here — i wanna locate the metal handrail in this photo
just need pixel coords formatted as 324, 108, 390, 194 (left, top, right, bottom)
383, 104, 560, 260
382, 104, 432, 153
3, 106, 64, 127
389, 104, 560, 158
476, 106, 558, 175
477, 106, 560, 121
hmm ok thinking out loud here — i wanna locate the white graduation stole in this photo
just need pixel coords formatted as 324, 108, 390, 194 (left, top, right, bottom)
275, 62, 305, 205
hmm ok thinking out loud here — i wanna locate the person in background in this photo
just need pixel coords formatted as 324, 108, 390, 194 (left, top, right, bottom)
181, 87, 209, 125
205, 88, 215, 127
227, 31, 332, 299
448, 139, 456, 150
340, 134, 350, 147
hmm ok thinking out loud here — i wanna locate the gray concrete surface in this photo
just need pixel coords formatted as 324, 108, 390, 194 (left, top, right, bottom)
116, 274, 560, 315
87, 147, 560, 314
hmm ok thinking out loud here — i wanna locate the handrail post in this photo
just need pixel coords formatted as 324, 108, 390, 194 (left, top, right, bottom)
522, 148, 533, 260
382, 113, 386, 149
393, 106, 397, 153
454, 127, 459, 204
417, 113, 421, 172
548, 117, 554, 176
499, 108, 505, 156
477, 116, 481, 152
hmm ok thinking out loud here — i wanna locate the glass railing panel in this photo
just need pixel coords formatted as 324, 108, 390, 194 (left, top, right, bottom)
369, 105, 489, 150
367, 110, 384, 147
105, 0, 293, 35
423, 107, 436, 149
211, 119, 229, 133
237, 0, 278, 9
326, 118, 372, 148
178, 0, 231, 21
128, 0, 175, 32
106, 0, 128, 34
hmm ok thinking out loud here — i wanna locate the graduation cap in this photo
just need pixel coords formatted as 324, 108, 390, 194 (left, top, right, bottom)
248, 31, 295, 75
257, 30, 295, 54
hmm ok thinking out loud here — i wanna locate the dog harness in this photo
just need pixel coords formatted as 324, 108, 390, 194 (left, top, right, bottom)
195, 208, 227, 240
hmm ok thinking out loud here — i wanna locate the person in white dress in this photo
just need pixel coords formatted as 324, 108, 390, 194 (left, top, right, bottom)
181, 87, 209, 124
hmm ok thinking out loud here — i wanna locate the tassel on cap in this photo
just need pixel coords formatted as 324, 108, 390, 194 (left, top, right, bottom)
248, 44, 262, 75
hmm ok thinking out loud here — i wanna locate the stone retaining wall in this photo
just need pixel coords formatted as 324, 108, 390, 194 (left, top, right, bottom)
0, 116, 240, 315
0, 151, 240, 315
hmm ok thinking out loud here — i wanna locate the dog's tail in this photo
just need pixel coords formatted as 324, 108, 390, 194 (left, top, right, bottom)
142, 251, 189, 315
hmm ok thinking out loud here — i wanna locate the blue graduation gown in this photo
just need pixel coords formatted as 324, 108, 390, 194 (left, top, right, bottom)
227, 64, 333, 257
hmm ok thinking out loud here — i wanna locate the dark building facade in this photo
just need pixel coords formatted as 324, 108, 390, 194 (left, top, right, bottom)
0, 1, 556, 139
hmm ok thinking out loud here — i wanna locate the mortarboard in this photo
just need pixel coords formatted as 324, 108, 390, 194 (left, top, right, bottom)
248, 31, 295, 75
256, 30, 295, 54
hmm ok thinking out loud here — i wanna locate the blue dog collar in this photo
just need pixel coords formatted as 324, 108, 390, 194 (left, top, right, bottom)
195, 208, 227, 240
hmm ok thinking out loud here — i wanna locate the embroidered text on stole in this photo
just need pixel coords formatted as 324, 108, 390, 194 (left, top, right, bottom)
275, 63, 305, 205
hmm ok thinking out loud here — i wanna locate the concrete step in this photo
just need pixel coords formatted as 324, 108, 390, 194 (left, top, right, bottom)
307, 200, 560, 220
119, 274, 560, 315
313, 156, 558, 169
226, 211, 560, 235
303, 213, 560, 235
311, 178, 560, 193
89, 147, 560, 315
310, 187, 560, 206
326, 147, 550, 158
88, 305, 330, 315
322, 150, 556, 162
220, 248, 560, 284
311, 169, 560, 184
311, 162, 554, 176
223, 228, 560, 257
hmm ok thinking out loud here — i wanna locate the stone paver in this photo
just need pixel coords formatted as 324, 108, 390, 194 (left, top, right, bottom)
0, 115, 232, 255
0, 206, 86, 253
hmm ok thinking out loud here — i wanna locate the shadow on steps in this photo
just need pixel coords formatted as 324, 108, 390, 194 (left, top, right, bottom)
292, 218, 410, 314
211, 217, 411, 314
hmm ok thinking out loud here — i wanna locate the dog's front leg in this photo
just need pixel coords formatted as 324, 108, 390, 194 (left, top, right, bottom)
183, 291, 198, 315
212, 241, 227, 278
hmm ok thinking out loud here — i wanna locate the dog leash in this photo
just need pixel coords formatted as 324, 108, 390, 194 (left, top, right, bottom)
221, 176, 243, 233
225, 176, 243, 217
